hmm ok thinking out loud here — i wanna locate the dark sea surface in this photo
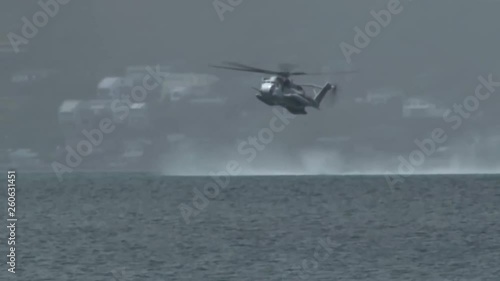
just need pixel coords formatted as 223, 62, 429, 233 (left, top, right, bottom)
2, 173, 500, 281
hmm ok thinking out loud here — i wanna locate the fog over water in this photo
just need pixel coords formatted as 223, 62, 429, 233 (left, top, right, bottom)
158, 147, 500, 176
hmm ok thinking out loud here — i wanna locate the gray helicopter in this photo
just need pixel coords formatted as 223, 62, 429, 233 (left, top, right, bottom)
210, 62, 353, 115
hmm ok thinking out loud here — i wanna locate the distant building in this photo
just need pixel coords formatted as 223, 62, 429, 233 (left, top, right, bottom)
353, 88, 404, 129
11, 69, 57, 85
58, 100, 81, 131
76, 100, 112, 131
59, 98, 152, 134
58, 99, 115, 144
127, 103, 150, 130
8, 148, 42, 168
8, 68, 59, 97
355, 88, 403, 105
123, 65, 220, 105
161, 73, 219, 102
402, 97, 447, 118
0, 41, 28, 96
123, 65, 171, 103
97, 77, 128, 99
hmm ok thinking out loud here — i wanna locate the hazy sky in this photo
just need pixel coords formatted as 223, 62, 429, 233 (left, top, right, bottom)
2, 0, 500, 173
4, 0, 500, 79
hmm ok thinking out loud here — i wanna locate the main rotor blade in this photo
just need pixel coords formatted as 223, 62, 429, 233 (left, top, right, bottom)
291, 69, 359, 77
221, 62, 280, 75
211, 61, 357, 77
209, 64, 277, 75
218, 62, 310, 77
288, 71, 318, 76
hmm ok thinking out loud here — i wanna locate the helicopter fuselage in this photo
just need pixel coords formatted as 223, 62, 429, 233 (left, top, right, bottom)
260, 75, 305, 95
209, 62, 337, 115
257, 76, 308, 105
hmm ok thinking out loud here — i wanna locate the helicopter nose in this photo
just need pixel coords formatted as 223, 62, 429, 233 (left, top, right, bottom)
259, 83, 275, 95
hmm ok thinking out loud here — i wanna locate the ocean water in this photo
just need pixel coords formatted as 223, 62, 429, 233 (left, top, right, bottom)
2, 173, 500, 281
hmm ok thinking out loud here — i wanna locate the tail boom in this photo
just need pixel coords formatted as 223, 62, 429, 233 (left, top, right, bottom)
312, 83, 334, 108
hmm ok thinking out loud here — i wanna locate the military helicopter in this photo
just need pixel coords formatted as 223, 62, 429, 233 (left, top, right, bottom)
210, 62, 355, 114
